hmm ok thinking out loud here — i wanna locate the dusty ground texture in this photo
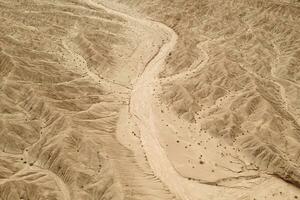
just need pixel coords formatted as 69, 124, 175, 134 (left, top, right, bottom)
0, 0, 300, 200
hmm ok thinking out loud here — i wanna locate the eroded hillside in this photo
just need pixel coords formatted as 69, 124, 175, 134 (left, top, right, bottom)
0, 0, 177, 199
1, 0, 300, 200
106, 0, 300, 199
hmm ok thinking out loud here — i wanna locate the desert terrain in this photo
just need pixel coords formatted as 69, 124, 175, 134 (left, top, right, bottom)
0, 0, 300, 199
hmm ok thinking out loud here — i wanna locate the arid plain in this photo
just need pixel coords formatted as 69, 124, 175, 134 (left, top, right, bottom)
0, 0, 300, 199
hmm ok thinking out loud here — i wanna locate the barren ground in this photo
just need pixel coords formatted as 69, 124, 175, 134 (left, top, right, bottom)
0, 0, 300, 200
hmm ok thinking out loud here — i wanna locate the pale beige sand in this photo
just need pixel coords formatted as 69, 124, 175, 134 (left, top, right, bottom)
0, 0, 300, 199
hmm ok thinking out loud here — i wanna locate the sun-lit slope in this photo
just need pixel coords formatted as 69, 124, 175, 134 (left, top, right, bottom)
0, 0, 177, 199
112, 0, 300, 188
161, 1, 300, 187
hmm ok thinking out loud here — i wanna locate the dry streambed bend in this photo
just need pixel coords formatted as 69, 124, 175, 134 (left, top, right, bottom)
0, 0, 176, 199
0, 0, 300, 200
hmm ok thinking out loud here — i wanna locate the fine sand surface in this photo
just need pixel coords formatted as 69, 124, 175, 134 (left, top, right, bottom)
0, 0, 300, 200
